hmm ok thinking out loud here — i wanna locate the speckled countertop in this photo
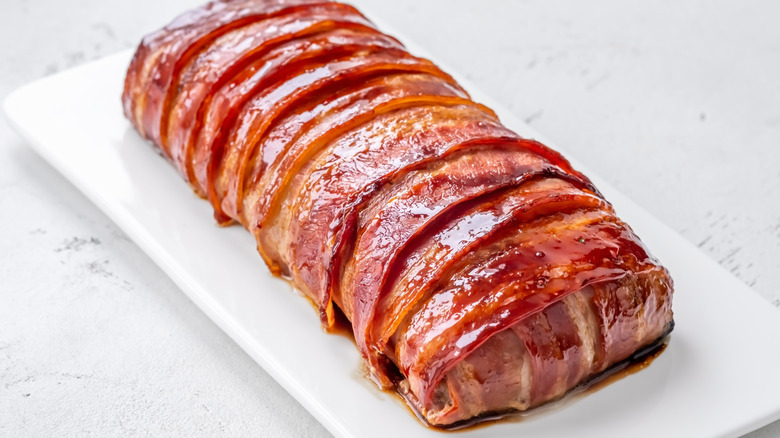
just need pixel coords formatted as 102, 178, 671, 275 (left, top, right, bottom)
1, 1, 779, 436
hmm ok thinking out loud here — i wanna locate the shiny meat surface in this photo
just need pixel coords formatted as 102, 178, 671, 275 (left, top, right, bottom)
122, 0, 674, 427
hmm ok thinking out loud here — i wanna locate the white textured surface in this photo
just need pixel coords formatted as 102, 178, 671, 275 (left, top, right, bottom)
1, 1, 778, 436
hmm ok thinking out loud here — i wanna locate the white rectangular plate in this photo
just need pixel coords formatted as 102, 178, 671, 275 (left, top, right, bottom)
5, 22, 780, 438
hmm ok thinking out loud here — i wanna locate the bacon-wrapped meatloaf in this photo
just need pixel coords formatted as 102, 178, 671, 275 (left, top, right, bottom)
122, 0, 674, 426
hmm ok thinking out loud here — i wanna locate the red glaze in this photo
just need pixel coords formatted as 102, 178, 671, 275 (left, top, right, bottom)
284, 107, 511, 323
211, 32, 409, 221
165, 5, 379, 191
241, 72, 464, 221
124, 0, 358, 149
244, 85, 469, 272
343, 148, 555, 382
253, 99, 493, 270
193, 29, 408, 222
374, 180, 608, 362
397, 210, 661, 405
123, 0, 674, 427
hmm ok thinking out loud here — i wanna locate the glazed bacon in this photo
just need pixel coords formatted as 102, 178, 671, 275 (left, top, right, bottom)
123, 0, 674, 427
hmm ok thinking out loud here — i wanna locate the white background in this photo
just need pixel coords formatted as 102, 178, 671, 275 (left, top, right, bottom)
1, 0, 778, 436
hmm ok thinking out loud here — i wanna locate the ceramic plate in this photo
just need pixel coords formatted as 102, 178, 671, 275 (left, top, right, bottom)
5, 14, 780, 438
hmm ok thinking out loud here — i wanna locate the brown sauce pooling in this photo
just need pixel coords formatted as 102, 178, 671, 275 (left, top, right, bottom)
323, 303, 355, 342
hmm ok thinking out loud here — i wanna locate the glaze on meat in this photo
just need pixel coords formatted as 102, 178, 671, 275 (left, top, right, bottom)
122, 0, 674, 426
